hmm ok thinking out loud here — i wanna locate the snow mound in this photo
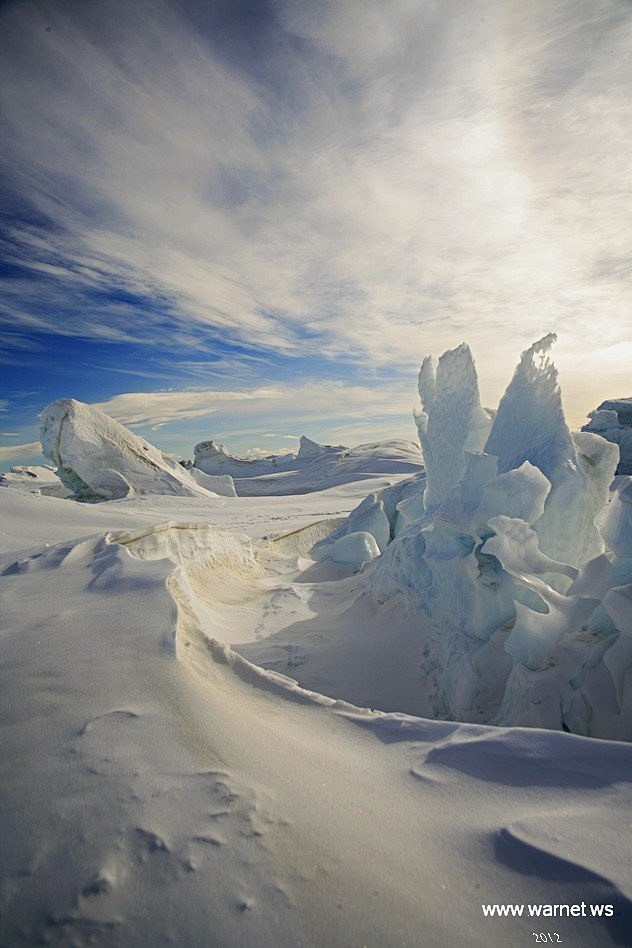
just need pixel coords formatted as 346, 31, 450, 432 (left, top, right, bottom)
40, 398, 227, 500
322, 531, 381, 567
194, 436, 423, 496
583, 396, 632, 475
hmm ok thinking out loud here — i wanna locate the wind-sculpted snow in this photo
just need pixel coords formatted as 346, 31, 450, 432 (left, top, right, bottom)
316, 335, 632, 740
40, 398, 231, 500
3, 512, 632, 946
0, 464, 70, 497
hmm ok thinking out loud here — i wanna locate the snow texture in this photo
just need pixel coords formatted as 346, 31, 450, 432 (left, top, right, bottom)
2, 501, 631, 945
3, 384, 632, 944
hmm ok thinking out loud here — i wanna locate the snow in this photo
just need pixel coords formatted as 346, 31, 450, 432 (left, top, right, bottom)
0, 464, 71, 497
40, 398, 222, 500
194, 435, 423, 496
1, 479, 631, 946
3, 342, 632, 945
187, 466, 237, 497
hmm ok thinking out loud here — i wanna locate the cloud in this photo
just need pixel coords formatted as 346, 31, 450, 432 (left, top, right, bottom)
93, 387, 282, 427
0, 0, 630, 412
92, 377, 419, 449
0, 441, 43, 462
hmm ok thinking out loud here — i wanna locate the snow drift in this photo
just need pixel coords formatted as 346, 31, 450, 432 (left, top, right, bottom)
39, 398, 235, 500
318, 335, 632, 740
3, 514, 631, 946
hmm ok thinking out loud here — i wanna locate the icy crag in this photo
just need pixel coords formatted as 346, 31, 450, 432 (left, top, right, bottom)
583, 397, 632, 475
194, 435, 423, 496
323, 335, 631, 740
39, 398, 235, 500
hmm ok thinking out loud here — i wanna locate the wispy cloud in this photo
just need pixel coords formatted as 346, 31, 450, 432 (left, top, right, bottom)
93, 387, 282, 427
92, 377, 419, 455
0, 0, 630, 416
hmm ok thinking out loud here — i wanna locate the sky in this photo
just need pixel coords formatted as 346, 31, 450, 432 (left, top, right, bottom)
0, 0, 630, 470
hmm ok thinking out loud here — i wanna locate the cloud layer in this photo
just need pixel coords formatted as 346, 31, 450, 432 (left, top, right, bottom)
0, 0, 630, 468
1, 1, 630, 387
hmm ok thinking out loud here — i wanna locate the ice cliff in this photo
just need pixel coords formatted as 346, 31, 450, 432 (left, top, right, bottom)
39, 398, 234, 500
582, 397, 632, 475
321, 336, 631, 740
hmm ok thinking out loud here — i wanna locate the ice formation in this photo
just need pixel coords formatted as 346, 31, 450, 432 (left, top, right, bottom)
323, 531, 381, 567
485, 333, 614, 572
39, 398, 227, 500
582, 396, 632, 475
415, 343, 493, 512
193, 439, 297, 478
332, 335, 631, 740
194, 436, 423, 496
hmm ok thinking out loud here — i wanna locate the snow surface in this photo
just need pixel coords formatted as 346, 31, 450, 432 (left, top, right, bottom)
2, 476, 631, 946
3, 344, 632, 945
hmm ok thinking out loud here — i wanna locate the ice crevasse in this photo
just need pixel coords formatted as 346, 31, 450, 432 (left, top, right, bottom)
322, 334, 632, 740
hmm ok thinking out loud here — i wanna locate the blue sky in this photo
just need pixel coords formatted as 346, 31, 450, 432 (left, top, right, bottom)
1, 0, 631, 470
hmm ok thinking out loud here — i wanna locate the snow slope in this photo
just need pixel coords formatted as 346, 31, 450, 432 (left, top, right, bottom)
1, 490, 631, 946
